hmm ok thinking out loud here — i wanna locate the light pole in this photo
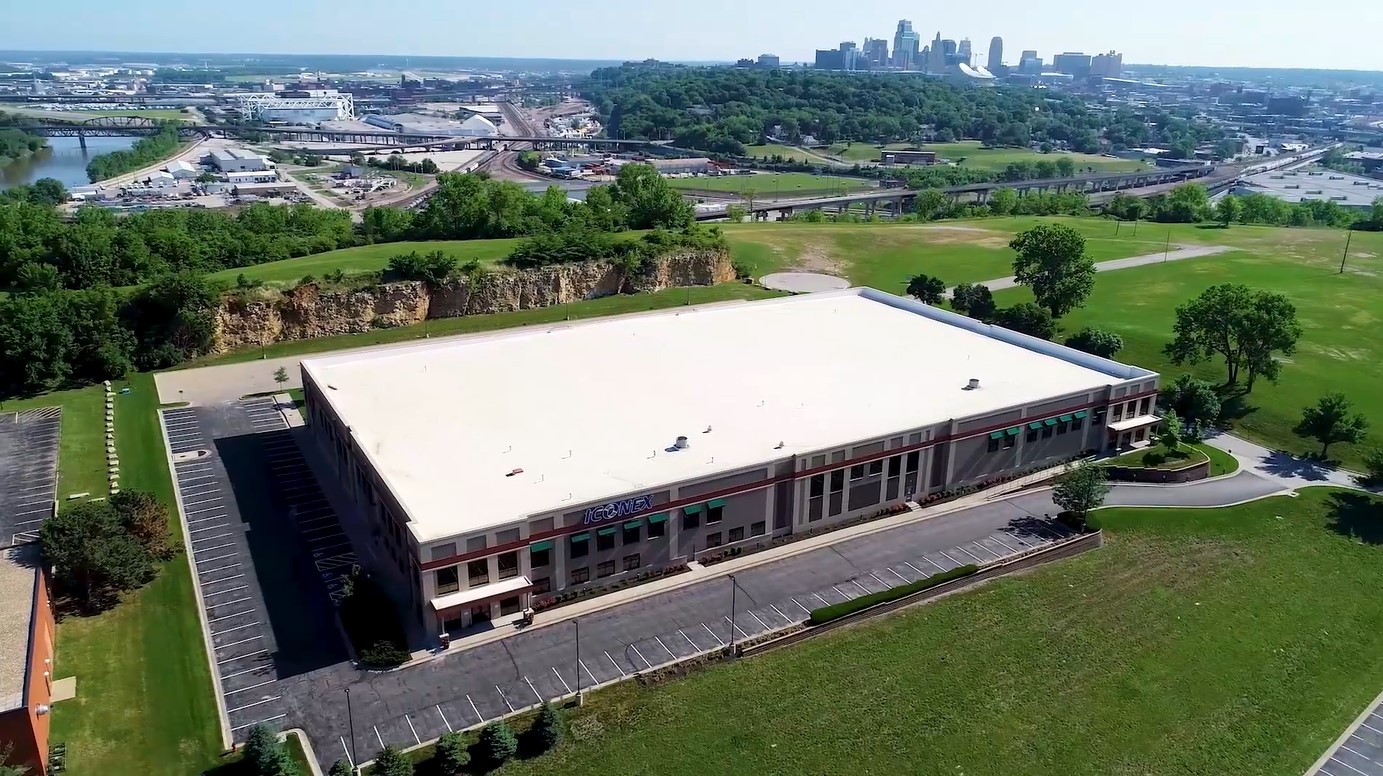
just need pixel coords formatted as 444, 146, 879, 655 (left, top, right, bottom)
727, 574, 739, 652
1163, 230, 1171, 263
1340, 230, 1353, 274
345, 685, 358, 775
574, 618, 582, 703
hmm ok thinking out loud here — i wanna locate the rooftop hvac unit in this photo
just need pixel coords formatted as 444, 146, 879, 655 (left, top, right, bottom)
674, 435, 689, 450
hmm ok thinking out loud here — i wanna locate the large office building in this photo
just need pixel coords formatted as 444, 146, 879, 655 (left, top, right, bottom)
0, 545, 54, 774
863, 38, 890, 69
301, 290, 1161, 637
892, 20, 921, 70
1053, 52, 1093, 78
1090, 50, 1124, 78
987, 37, 1005, 73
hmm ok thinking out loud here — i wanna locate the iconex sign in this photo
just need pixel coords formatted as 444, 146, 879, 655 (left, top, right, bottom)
583, 495, 655, 526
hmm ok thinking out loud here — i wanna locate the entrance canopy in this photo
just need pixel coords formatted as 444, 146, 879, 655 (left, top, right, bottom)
1108, 414, 1160, 433
431, 575, 532, 614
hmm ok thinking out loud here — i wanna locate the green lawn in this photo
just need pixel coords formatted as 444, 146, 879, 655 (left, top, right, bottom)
207, 239, 525, 286
3, 107, 195, 123
824, 141, 913, 162
192, 283, 783, 367
742, 144, 825, 164
497, 489, 1383, 776
907, 140, 1152, 173
1108, 442, 1209, 470
667, 173, 871, 197
50, 372, 222, 776
1198, 443, 1240, 478
2, 384, 109, 500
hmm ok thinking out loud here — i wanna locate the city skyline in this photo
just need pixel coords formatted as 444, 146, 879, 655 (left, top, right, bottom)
4, 0, 1383, 71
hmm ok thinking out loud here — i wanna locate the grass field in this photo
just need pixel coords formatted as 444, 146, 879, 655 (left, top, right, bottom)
1109, 442, 1209, 470
742, 144, 827, 164
496, 488, 1383, 776
667, 173, 871, 197
823, 140, 1151, 173
207, 239, 526, 286
3, 384, 108, 500
1197, 443, 1240, 477
49, 372, 222, 776
3, 107, 195, 123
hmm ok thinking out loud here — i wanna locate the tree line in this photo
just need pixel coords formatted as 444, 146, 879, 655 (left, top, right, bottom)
1107, 183, 1383, 230
85, 126, 182, 182
0, 127, 47, 163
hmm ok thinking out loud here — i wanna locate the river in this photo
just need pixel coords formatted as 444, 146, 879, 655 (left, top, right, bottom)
0, 136, 139, 191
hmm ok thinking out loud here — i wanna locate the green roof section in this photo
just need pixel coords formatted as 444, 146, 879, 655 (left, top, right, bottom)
529, 539, 554, 552
1059, 414, 1074, 423
1043, 418, 1058, 427
1074, 410, 1089, 419
624, 520, 643, 529
597, 526, 618, 536
1006, 427, 1021, 436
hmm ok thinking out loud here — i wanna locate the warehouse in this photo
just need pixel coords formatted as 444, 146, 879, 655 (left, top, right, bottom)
301, 289, 1161, 637
205, 148, 270, 173
362, 112, 499, 137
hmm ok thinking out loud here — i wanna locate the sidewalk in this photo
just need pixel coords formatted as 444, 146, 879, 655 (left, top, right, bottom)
1202, 431, 1372, 492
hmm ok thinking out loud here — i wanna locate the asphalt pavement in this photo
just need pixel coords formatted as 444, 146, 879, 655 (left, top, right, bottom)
0, 408, 62, 545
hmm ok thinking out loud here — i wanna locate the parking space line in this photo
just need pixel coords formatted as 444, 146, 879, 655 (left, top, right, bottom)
957, 545, 988, 562
188, 515, 228, 525
466, 694, 483, 723
725, 616, 749, 640
812, 592, 830, 607
373, 726, 384, 749
579, 659, 598, 686
193, 533, 236, 545
630, 644, 653, 670
339, 738, 354, 768
190, 525, 230, 535
496, 685, 516, 713
851, 579, 870, 594
551, 666, 573, 694
869, 572, 890, 588
748, 610, 769, 631
604, 651, 626, 677
202, 577, 245, 589
197, 552, 239, 565
701, 622, 725, 646
184, 498, 224, 508
680, 629, 697, 650
225, 679, 277, 696
436, 705, 452, 733
196, 542, 238, 553
226, 695, 281, 715
654, 635, 676, 660
206, 597, 252, 610
940, 550, 964, 566
1359, 720, 1383, 736
991, 535, 1018, 552
211, 622, 258, 637
405, 715, 420, 745
216, 634, 263, 650
217, 647, 266, 663
525, 676, 544, 703
222, 665, 271, 680
230, 714, 286, 733
790, 597, 810, 613
1326, 757, 1369, 776
887, 567, 910, 584
770, 603, 791, 622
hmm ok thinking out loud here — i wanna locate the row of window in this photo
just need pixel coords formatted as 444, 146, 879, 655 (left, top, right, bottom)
985, 410, 1102, 453
569, 553, 644, 584
434, 549, 521, 595
570, 518, 668, 558
1112, 396, 1152, 423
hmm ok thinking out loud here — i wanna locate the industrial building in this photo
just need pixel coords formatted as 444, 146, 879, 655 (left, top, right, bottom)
1229, 168, 1383, 210
164, 160, 199, 179
235, 90, 355, 122
206, 148, 271, 173
880, 149, 938, 165
647, 157, 713, 175
300, 289, 1161, 636
362, 112, 498, 137
0, 545, 54, 775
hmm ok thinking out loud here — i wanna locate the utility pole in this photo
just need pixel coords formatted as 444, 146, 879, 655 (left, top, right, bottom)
1340, 230, 1353, 274
1163, 230, 1171, 262
346, 686, 358, 775
574, 619, 582, 703
727, 575, 739, 652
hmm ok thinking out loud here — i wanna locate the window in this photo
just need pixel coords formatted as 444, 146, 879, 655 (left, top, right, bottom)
808, 497, 824, 522
1139, 397, 1152, 415
597, 561, 616, 578
683, 510, 699, 530
887, 456, 901, 477
497, 551, 518, 580
1042, 425, 1054, 439
1093, 409, 1106, 426
1072, 416, 1084, 431
1112, 404, 1124, 422
648, 518, 666, 539
751, 520, 766, 536
1057, 421, 1068, 435
570, 567, 589, 585
435, 566, 459, 595
706, 532, 723, 548
533, 577, 550, 594
905, 451, 919, 473
987, 436, 1001, 453
429, 543, 457, 562
810, 474, 824, 497
1026, 429, 1038, 443
830, 470, 845, 492
622, 523, 640, 545
623, 553, 641, 572
467, 559, 489, 587
729, 526, 745, 542
530, 546, 551, 568
1003, 434, 1016, 449
596, 530, 615, 552
1135, 428, 1147, 442
706, 504, 724, 524
868, 460, 883, 476
570, 534, 589, 558
499, 596, 522, 616
850, 464, 865, 481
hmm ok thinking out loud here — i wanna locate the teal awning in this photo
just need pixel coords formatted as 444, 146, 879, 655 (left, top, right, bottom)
1059, 414, 1074, 423
989, 430, 1006, 440
683, 504, 703, 515
529, 539, 554, 552
597, 526, 618, 536
1006, 427, 1021, 437
648, 513, 668, 523
707, 498, 727, 509
1043, 418, 1058, 427
569, 532, 590, 543
1074, 410, 1089, 419
623, 520, 643, 529
1028, 421, 1044, 431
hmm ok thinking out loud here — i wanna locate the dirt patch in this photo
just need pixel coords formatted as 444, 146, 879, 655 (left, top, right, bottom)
786, 241, 845, 275
887, 224, 1013, 249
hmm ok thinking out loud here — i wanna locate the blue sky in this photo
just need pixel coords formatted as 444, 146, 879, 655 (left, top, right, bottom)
4, 0, 1382, 71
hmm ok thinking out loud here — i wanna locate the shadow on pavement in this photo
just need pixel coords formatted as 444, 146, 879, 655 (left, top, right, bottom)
1260, 450, 1334, 482
1327, 491, 1383, 545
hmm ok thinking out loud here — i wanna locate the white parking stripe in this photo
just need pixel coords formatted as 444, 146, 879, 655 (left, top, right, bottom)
630, 644, 653, 669
222, 664, 271, 680
218, 647, 268, 664
211, 622, 259, 637
405, 714, 420, 745
226, 695, 281, 715
230, 714, 286, 733
700, 622, 725, 646
225, 679, 277, 696
654, 635, 676, 661
466, 695, 483, 723
604, 651, 626, 677
551, 666, 573, 694
436, 704, 453, 733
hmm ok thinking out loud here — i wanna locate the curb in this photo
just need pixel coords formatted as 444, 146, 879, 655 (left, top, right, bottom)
1303, 686, 1383, 775
284, 729, 325, 776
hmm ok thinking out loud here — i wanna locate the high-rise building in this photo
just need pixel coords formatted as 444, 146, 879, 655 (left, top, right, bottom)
758, 53, 781, 69
957, 38, 973, 66
892, 20, 921, 70
1018, 50, 1042, 75
863, 38, 890, 69
840, 41, 859, 71
1052, 52, 1093, 78
987, 37, 1004, 73
928, 32, 947, 73
1090, 51, 1123, 78
815, 48, 845, 70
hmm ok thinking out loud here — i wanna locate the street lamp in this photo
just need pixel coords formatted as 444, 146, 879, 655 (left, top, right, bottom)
573, 618, 582, 703
727, 574, 739, 653
345, 685, 358, 775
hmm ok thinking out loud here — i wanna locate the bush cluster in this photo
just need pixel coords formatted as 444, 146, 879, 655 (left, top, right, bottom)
808, 564, 979, 625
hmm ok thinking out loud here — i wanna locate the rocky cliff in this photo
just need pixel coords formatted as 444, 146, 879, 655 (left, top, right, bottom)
212, 249, 734, 354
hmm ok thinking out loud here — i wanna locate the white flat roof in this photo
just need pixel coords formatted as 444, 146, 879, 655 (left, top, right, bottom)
304, 289, 1149, 544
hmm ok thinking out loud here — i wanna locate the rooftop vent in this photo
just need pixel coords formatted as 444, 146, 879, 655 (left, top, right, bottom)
505, 468, 524, 477
674, 436, 690, 450
964, 378, 981, 391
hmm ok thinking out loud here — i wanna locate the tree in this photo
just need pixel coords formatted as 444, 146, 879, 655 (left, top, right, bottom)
914, 189, 948, 220
435, 732, 470, 775
1008, 224, 1096, 318
13, 262, 62, 295
1164, 284, 1302, 391
28, 178, 67, 206
370, 745, 413, 776
1159, 374, 1222, 429
1052, 463, 1110, 527
516, 151, 542, 171
608, 163, 694, 230
1214, 195, 1243, 227
273, 366, 289, 389
1156, 183, 1211, 223
905, 273, 946, 305
949, 282, 997, 321
1158, 411, 1185, 452
39, 501, 157, 612
1064, 327, 1123, 358
725, 204, 748, 223
1106, 193, 1147, 222
110, 490, 174, 560
1363, 448, 1383, 486
1294, 393, 1369, 458
1054, 157, 1076, 178
195, 171, 217, 184
327, 761, 353, 776
988, 187, 1018, 216
242, 724, 298, 776
995, 302, 1056, 340
476, 721, 519, 766
528, 702, 565, 753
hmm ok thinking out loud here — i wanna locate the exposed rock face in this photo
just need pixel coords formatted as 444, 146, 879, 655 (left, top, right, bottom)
211, 249, 734, 354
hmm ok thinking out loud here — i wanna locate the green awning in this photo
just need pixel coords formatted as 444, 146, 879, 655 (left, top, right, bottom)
1028, 421, 1044, 431
529, 539, 554, 552
648, 513, 668, 523
989, 430, 1006, 440
597, 526, 618, 536
683, 504, 703, 515
1006, 427, 1022, 437
623, 520, 643, 529
1059, 414, 1074, 423
1074, 411, 1089, 419
569, 532, 589, 542
1043, 418, 1058, 427
707, 498, 727, 509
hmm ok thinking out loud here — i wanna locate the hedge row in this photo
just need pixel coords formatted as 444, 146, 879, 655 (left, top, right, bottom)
807, 564, 979, 625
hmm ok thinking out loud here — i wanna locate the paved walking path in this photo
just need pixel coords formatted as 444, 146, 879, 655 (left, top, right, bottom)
955, 244, 1234, 294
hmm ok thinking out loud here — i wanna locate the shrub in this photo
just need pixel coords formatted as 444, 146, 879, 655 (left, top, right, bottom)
434, 732, 469, 775
242, 723, 297, 776
808, 565, 978, 624
358, 640, 411, 669
110, 490, 175, 560
527, 702, 565, 754
328, 760, 353, 776
370, 745, 413, 776
1364, 447, 1383, 486
476, 722, 519, 766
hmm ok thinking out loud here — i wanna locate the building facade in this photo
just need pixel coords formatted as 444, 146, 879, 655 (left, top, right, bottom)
892, 20, 920, 70
300, 291, 1161, 641
987, 37, 1004, 73
0, 545, 54, 775
1053, 52, 1093, 78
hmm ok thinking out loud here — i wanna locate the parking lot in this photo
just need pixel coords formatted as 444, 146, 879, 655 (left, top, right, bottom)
163, 400, 345, 742
278, 491, 1079, 770
1313, 694, 1383, 776
0, 407, 61, 545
